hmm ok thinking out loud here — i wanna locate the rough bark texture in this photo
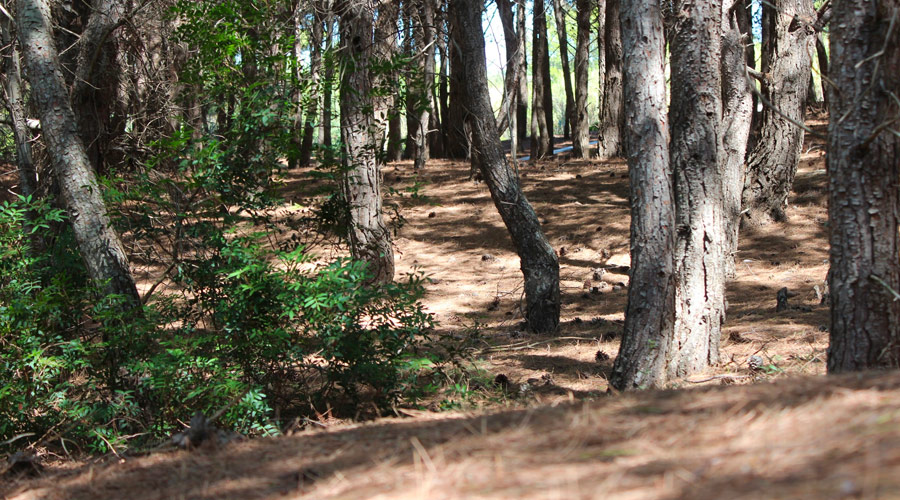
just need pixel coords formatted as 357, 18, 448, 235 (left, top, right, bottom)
531, 0, 553, 160
338, 1, 394, 284
451, 0, 560, 333
552, 0, 575, 140
515, 0, 528, 151
18, 0, 140, 307
405, 0, 435, 169
495, 0, 519, 138
572, 0, 591, 159
372, 1, 400, 159
445, 9, 469, 160
597, 0, 624, 159
826, 0, 900, 372
1, 11, 38, 200
816, 33, 830, 111
596, 0, 606, 125
741, 0, 813, 225
720, 0, 753, 277
71, 0, 126, 175
609, 0, 676, 390
670, 0, 726, 378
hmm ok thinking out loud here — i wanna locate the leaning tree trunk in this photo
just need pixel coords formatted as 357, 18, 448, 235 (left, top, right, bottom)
338, 1, 394, 284
450, 0, 560, 333
826, 0, 900, 372
597, 0, 624, 159
552, 0, 575, 141
531, 0, 553, 160
71, 0, 126, 175
18, 0, 141, 307
669, 0, 727, 379
572, 0, 592, 159
741, 0, 813, 225
609, 0, 676, 390
720, 0, 753, 277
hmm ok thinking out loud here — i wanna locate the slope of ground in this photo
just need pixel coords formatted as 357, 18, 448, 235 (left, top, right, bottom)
4, 372, 900, 499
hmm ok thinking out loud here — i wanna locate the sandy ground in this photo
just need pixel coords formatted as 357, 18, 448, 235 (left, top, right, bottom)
8, 120, 899, 499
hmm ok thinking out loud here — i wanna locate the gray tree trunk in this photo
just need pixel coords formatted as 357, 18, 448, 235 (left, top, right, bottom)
515, 0, 528, 151
572, 0, 592, 159
531, 0, 553, 160
720, 1, 753, 277
609, 0, 676, 390
18, 0, 140, 307
741, 0, 813, 225
669, 0, 727, 378
338, 1, 394, 284
450, 0, 560, 333
408, 0, 435, 170
826, 0, 900, 372
597, 0, 624, 159
552, 0, 575, 141
495, 0, 519, 137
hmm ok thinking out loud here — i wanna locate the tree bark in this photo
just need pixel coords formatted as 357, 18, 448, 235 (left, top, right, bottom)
572, 0, 592, 158
321, 12, 335, 149
721, 0, 753, 277
815, 33, 829, 111
531, 0, 553, 160
515, 0, 528, 151
18, 0, 140, 307
450, 0, 560, 333
609, 0, 676, 390
552, 0, 575, 141
741, 0, 813, 225
445, 7, 469, 160
669, 0, 726, 379
71, 0, 126, 175
406, 0, 435, 169
495, 0, 519, 137
338, 1, 394, 284
1, 10, 38, 200
826, 0, 900, 372
597, 0, 624, 159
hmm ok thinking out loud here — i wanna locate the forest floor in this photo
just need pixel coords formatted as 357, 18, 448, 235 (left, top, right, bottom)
6, 118, 900, 499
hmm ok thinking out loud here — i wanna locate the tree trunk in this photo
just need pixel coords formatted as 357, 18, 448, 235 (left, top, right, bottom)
669, 0, 726, 379
321, 13, 334, 150
741, 0, 813, 225
71, 0, 126, 175
450, 0, 560, 333
373, 1, 400, 160
552, 0, 575, 141
300, 11, 323, 167
406, 0, 435, 169
720, 0, 753, 277
596, 0, 606, 127
1, 11, 38, 200
609, 0, 676, 390
572, 0, 591, 158
445, 8, 469, 160
338, 1, 394, 284
531, 0, 553, 160
597, 0, 624, 159
495, 0, 519, 136
826, 0, 900, 372
18, 0, 141, 307
815, 33, 829, 111
515, 0, 528, 151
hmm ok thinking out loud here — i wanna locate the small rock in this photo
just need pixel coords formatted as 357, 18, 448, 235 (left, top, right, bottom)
428, 211, 436, 218
481, 254, 495, 262
575, 174, 582, 179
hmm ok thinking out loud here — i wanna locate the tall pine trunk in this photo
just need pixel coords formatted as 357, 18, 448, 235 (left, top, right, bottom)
741, 0, 813, 224
338, 1, 394, 284
451, 0, 560, 333
572, 0, 592, 158
18, 0, 141, 307
531, 0, 553, 160
0, 12, 37, 200
669, 0, 726, 378
609, 0, 676, 390
597, 0, 624, 159
826, 0, 900, 372
300, 11, 323, 167
515, 0, 529, 151
552, 0, 575, 141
